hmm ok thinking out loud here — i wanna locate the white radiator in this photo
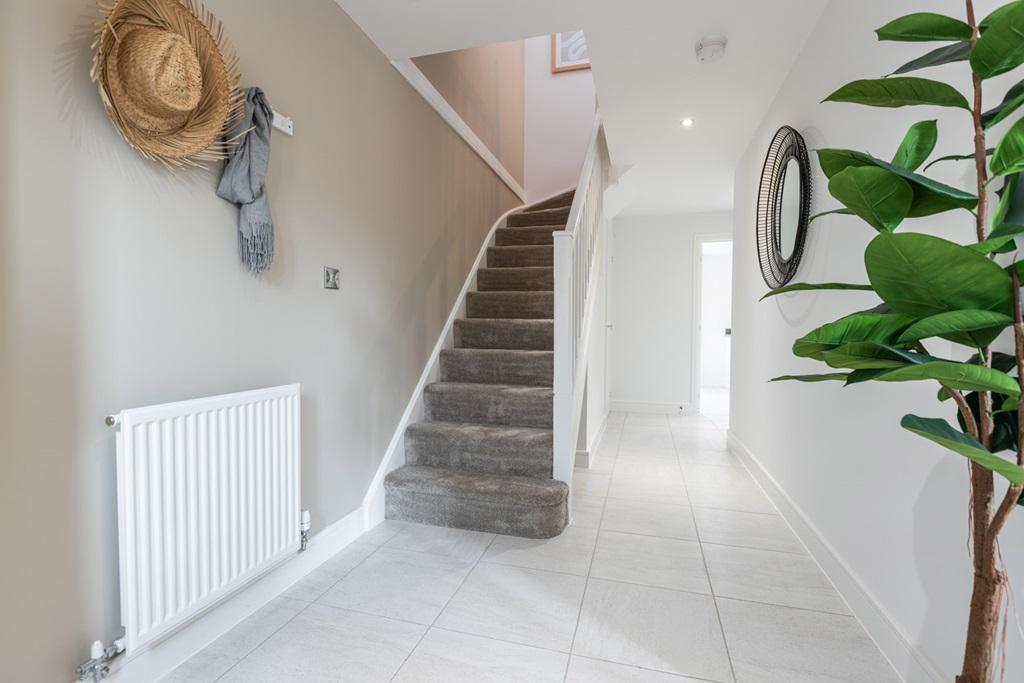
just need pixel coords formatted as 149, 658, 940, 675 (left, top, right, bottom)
112, 384, 302, 657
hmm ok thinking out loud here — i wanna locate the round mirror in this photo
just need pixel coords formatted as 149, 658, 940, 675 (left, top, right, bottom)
757, 126, 812, 289
778, 158, 802, 260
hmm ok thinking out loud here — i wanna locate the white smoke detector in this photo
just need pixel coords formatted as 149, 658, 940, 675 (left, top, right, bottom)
695, 35, 727, 63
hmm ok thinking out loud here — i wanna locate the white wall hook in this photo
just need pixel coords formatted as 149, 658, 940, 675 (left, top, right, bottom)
272, 110, 294, 136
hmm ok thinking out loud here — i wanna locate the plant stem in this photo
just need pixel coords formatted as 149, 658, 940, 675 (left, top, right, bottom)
958, 4, 1004, 682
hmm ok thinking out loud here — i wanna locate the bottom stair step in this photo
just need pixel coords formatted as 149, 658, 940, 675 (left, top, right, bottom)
384, 465, 568, 539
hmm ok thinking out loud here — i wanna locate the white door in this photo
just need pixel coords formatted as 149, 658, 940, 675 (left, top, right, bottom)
698, 240, 733, 421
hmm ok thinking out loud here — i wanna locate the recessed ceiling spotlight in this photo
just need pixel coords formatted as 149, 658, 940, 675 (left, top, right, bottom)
681, 117, 695, 128
696, 34, 727, 63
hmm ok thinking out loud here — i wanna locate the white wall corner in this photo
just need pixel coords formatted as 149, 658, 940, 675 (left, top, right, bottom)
726, 431, 946, 683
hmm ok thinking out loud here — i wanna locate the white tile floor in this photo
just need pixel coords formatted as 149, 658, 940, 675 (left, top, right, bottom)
162, 412, 899, 683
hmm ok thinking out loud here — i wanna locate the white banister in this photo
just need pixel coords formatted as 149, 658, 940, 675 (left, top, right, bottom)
553, 115, 609, 485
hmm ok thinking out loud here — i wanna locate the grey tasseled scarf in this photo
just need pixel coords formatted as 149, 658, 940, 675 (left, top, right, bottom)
217, 87, 274, 273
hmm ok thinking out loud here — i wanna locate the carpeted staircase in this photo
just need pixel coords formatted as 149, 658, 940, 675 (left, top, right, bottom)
383, 190, 575, 539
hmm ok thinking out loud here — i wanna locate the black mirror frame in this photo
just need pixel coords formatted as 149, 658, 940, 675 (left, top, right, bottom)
756, 125, 812, 289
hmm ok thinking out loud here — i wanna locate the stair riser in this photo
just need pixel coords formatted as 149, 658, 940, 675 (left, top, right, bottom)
527, 190, 575, 212
477, 268, 553, 292
487, 246, 553, 268
466, 292, 553, 319
455, 320, 553, 351
405, 429, 552, 478
441, 350, 553, 387
385, 491, 567, 539
425, 389, 552, 428
507, 209, 570, 227
495, 228, 556, 246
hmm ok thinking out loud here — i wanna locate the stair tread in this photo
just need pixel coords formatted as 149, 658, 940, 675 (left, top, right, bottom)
528, 190, 575, 211
477, 266, 553, 292
486, 246, 554, 268
508, 207, 571, 227
440, 348, 552, 387
407, 420, 552, 440
426, 381, 552, 395
385, 465, 567, 507
478, 266, 553, 273
442, 348, 553, 358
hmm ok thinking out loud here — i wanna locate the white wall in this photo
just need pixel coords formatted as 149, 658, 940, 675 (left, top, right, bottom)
524, 34, 596, 201
730, 0, 1024, 679
700, 241, 732, 389
0, 2, 519, 680
610, 212, 732, 413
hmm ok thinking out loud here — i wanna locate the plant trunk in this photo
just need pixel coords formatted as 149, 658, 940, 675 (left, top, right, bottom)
957, 565, 1006, 683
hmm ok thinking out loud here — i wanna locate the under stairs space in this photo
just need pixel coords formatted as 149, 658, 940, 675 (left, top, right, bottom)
383, 190, 576, 539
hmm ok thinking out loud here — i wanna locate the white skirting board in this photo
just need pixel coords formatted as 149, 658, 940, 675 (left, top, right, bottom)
99, 506, 367, 683
727, 431, 945, 683
609, 400, 692, 415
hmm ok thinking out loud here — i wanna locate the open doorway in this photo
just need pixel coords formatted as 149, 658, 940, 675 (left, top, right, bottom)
695, 238, 733, 426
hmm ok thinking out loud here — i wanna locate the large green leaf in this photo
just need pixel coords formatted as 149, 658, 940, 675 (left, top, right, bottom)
793, 313, 916, 360
895, 309, 1013, 347
876, 361, 1021, 396
889, 41, 971, 76
828, 167, 914, 231
865, 232, 1013, 317
991, 117, 1024, 177
770, 373, 850, 383
972, 1, 1024, 79
994, 174, 1022, 229
981, 2, 1022, 31
816, 149, 978, 217
958, 390, 1019, 453
761, 282, 874, 300
968, 223, 1024, 254
876, 13, 972, 41
823, 77, 969, 109
891, 120, 938, 171
819, 342, 935, 370
982, 79, 1024, 128
902, 415, 1024, 484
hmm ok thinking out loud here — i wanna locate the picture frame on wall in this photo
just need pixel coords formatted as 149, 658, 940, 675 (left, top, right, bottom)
551, 31, 590, 73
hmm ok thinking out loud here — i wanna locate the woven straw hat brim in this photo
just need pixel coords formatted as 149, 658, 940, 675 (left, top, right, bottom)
91, 0, 243, 167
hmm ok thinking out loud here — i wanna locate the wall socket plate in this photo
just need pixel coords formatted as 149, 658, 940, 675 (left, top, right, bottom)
323, 267, 340, 290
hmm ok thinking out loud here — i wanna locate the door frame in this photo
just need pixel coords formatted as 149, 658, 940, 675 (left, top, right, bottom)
690, 233, 733, 414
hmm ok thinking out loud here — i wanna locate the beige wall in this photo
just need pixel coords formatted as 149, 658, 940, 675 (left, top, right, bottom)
414, 40, 525, 186
0, 1, 519, 680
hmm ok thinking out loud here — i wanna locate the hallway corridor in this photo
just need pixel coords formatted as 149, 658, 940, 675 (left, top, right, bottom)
163, 413, 898, 682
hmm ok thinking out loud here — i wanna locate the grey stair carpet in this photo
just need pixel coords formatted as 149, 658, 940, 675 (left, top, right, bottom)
384, 193, 574, 539
487, 245, 553, 267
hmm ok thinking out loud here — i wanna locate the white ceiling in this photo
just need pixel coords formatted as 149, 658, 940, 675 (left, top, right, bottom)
335, 0, 827, 215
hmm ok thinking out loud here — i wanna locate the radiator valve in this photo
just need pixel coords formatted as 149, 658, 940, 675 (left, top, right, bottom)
76, 638, 124, 682
300, 509, 311, 552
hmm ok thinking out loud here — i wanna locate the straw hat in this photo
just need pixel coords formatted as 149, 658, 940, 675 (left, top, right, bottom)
91, 0, 243, 167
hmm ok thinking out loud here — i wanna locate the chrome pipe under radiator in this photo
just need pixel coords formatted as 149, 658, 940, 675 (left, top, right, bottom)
110, 384, 301, 658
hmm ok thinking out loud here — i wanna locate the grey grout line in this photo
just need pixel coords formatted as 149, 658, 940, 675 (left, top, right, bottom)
561, 422, 618, 683
387, 529, 500, 682
571, 654, 727, 683
188, 414, 752, 683
209, 541, 387, 682
669, 418, 739, 683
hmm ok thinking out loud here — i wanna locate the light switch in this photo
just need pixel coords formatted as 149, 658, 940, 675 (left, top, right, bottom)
323, 267, 340, 290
